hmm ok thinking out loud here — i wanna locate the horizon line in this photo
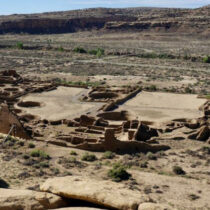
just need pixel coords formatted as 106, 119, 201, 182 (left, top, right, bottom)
0, 4, 208, 16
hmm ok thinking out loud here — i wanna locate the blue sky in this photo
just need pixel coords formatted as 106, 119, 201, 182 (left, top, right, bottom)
0, 0, 209, 15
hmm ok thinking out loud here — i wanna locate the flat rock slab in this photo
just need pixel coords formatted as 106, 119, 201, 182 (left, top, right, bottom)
0, 188, 66, 210
138, 202, 175, 210
52, 208, 105, 210
41, 176, 146, 210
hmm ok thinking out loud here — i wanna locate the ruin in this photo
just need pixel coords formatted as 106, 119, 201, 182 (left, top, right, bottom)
0, 70, 209, 153
0, 103, 30, 139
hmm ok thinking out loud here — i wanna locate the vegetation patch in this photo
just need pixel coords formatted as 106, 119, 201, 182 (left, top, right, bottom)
172, 166, 186, 175
146, 152, 157, 160
58, 46, 64, 52
30, 150, 50, 160
203, 56, 210, 63
70, 151, 78, 156
88, 48, 105, 58
73, 47, 87, 54
102, 151, 115, 159
82, 153, 97, 162
16, 42, 24, 49
205, 95, 210, 99
108, 163, 131, 182
58, 80, 101, 87
201, 146, 210, 155
28, 142, 35, 148
34, 161, 50, 169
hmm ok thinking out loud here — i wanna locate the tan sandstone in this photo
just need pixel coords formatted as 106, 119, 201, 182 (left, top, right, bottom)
52, 208, 105, 210
0, 188, 66, 210
41, 176, 147, 210
138, 202, 175, 210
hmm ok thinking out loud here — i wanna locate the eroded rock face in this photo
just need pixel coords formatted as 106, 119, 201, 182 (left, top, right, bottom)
0, 188, 67, 210
0, 7, 209, 35
188, 126, 210, 141
41, 176, 147, 210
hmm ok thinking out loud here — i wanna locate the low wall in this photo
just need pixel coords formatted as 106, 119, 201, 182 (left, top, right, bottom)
103, 87, 142, 111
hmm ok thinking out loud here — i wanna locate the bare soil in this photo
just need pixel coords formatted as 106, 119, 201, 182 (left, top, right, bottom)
17, 87, 104, 120
117, 91, 206, 122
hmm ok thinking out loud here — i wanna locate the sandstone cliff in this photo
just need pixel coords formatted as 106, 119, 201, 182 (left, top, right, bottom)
0, 7, 209, 35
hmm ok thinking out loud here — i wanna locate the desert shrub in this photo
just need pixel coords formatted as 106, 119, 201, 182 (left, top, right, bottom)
146, 152, 157, 160
16, 42, 23, 49
51, 167, 60, 175
81, 153, 97, 162
108, 163, 131, 182
103, 151, 115, 159
203, 56, 210, 63
88, 48, 105, 58
28, 142, 35, 148
172, 166, 186, 175
23, 154, 30, 159
7, 135, 18, 142
70, 151, 78, 156
69, 157, 77, 162
201, 146, 210, 154
30, 150, 50, 159
88, 49, 98, 55
5, 135, 18, 146
73, 47, 87, 54
140, 161, 148, 168
0, 178, 9, 188
189, 194, 200, 201
159, 53, 175, 59
185, 87, 194, 94
58, 46, 64, 52
38, 162, 50, 168
17, 141, 24, 146
141, 53, 157, 59
96, 48, 105, 58
139, 52, 175, 59
148, 85, 157, 91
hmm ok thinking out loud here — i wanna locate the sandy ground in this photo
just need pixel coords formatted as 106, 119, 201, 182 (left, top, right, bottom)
117, 91, 206, 122
1, 137, 209, 210
17, 86, 104, 120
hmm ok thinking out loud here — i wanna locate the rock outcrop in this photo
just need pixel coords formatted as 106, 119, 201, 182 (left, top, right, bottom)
41, 176, 147, 210
52, 208, 104, 210
0, 188, 67, 210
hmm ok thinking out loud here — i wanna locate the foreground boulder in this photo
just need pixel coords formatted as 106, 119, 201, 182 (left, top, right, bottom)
52, 208, 104, 210
41, 176, 147, 210
0, 188, 66, 210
